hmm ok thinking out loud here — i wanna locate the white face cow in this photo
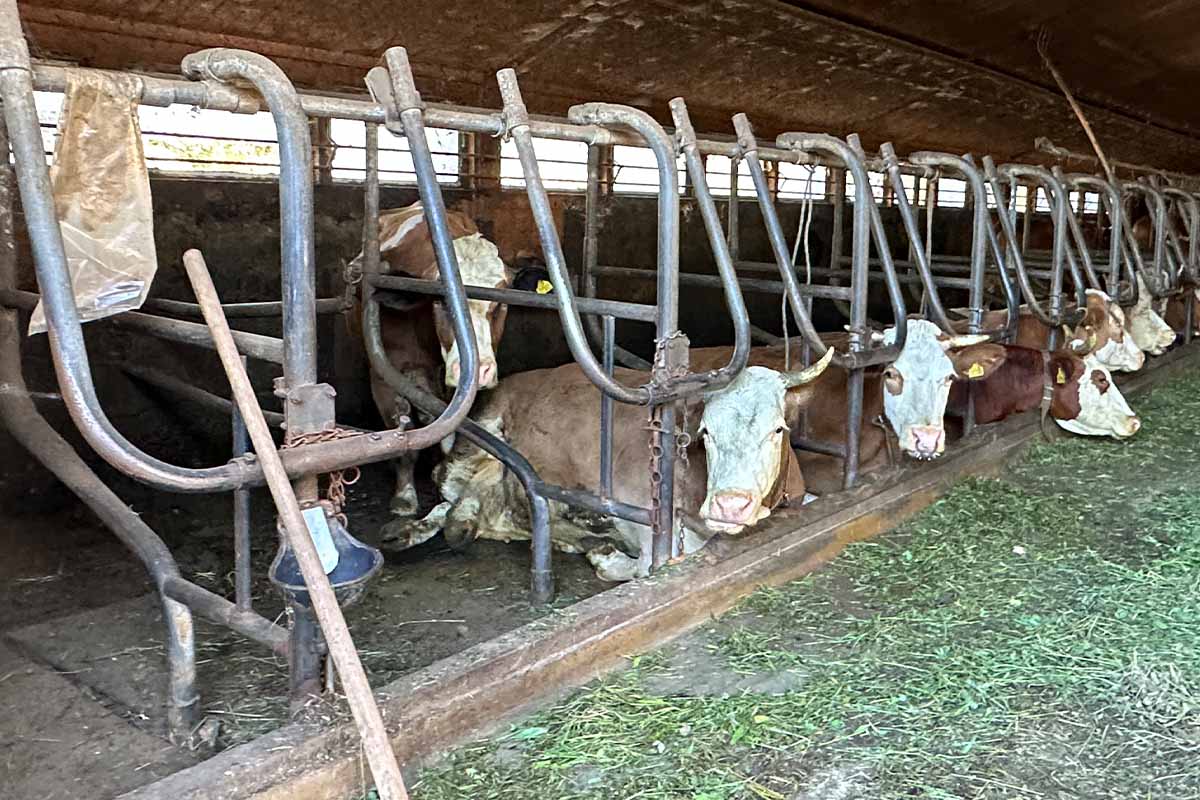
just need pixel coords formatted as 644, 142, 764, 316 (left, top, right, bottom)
1078, 290, 1144, 373
877, 320, 1005, 460
1124, 275, 1177, 356
698, 350, 834, 532
1055, 354, 1141, 439
436, 234, 510, 390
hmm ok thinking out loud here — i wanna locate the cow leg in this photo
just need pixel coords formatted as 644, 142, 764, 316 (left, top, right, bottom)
389, 451, 421, 517
380, 501, 450, 551
369, 372, 423, 518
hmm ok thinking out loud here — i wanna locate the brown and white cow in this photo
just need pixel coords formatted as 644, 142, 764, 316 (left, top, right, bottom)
949, 346, 1140, 438
383, 353, 833, 581
687, 321, 1005, 491
351, 201, 512, 518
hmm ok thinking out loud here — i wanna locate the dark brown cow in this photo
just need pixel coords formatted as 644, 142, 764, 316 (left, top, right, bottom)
351, 201, 512, 518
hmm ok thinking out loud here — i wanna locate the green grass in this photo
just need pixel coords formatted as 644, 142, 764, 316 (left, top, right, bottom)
395, 368, 1200, 800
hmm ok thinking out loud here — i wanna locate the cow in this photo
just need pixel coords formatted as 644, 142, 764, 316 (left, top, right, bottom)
687, 320, 1007, 490
959, 291, 1144, 372
351, 201, 512, 521
949, 347, 1140, 438
1163, 287, 1200, 335
1124, 274, 1177, 354
382, 351, 833, 582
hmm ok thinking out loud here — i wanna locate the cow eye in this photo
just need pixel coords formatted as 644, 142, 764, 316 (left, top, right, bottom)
775, 425, 788, 435
697, 427, 708, 438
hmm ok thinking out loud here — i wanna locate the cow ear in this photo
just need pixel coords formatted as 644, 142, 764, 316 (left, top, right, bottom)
947, 343, 1007, 380
1048, 354, 1082, 386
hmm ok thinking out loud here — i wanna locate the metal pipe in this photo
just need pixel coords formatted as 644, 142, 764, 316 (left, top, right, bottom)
0, 99, 200, 741
231, 357, 253, 613
1051, 167, 1103, 292
0, 288, 286, 363
499, 74, 645, 406
670, 97, 750, 385
600, 315, 614, 501
180, 48, 317, 390
123, 364, 286, 428
181, 248, 408, 800
982, 157, 1059, 326
161, 576, 288, 654
1063, 174, 1126, 297
368, 274, 658, 322
880, 143, 953, 331
592, 267, 854, 300
143, 297, 344, 319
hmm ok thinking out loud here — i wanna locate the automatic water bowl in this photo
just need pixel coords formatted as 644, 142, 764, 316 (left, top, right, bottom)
269, 505, 383, 609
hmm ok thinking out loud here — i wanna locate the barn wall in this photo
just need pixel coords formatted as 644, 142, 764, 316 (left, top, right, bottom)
1, 176, 974, 515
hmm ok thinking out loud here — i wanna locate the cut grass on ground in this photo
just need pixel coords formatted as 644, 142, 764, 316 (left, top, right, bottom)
397, 368, 1200, 799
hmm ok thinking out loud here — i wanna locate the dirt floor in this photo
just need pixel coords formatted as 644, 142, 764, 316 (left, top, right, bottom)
400, 367, 1200, 800
0, 463, 609, 799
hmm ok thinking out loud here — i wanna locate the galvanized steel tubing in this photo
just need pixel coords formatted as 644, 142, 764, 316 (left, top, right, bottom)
180, 48, 318, 389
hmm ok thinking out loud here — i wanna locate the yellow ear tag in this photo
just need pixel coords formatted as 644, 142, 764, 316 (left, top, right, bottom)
966, 362, 985, 379
535, 279, 553, 295
1056, 367, 1067, 385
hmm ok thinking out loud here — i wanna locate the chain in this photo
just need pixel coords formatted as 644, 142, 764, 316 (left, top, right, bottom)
281, 427, 363, 525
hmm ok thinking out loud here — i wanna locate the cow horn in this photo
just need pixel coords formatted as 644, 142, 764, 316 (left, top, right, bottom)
938, 333, 989, 350
782, 346, 835, 388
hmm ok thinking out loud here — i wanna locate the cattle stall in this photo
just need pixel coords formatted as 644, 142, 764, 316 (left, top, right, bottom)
3, 0, 1200, 797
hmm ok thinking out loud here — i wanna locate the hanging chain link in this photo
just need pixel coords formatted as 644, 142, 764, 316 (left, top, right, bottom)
280, 427, 363, 525
647, 331, 693, 560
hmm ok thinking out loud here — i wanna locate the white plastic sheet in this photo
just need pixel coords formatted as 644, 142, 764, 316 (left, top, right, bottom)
29, 70, 157, 335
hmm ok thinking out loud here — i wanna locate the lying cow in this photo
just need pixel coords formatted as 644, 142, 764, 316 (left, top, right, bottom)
949, 347, 1140, 438
351, 201, 512, 520
384, 352, 833, 581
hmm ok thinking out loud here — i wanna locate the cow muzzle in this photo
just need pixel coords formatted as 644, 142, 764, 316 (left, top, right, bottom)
1115, 415, 1141, 439
903, 425, 945, 460
446, 359, 498, 389
702, 489, 761, 532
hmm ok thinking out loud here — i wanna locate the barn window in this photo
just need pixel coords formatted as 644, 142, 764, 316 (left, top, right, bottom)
934, 177, 968, 208
329, 120, 460, 185
705, 154, 754, 197
610, 145, 686, 194
35, 92, 460, 183
499, 136, 588, 191
777, 162, 827, 201
844, 171, 887, 203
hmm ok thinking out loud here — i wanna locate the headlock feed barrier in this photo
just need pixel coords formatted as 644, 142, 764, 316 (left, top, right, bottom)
1, 0, 1199, 791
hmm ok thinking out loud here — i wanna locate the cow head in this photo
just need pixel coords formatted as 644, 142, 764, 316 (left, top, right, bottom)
697, 349, 834, 532
1124, 274, 1176, 355
432, 233, 511, 390
876, 320, 1006, 460
1049, 353, 1141, 438
1073, 290, 1144, 372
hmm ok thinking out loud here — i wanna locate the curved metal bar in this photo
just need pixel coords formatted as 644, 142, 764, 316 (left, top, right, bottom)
1006, 165, 1086, 308
1123, 181, 1175, 294
181, 48, 317, 388
987, 161, 1068, 326
845, 134, 909, 347
0, 5, 258, 491
669, 97, 751, 386
960, 154, 1020, 336
1050, 167, 1104, 292
879, 144, 953, 332
1063, 173, 1129, 300
1161, 186, 1199, 283
908, 150, 997, 333
498, 73, 646, 405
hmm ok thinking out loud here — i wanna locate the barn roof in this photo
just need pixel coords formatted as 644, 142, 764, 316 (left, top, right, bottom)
18, 1, 1200, 172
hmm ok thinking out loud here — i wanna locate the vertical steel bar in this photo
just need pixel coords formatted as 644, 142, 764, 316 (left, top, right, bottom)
728, 155, 740, 261
232, 358, 252, 612
600, 315, 614, 500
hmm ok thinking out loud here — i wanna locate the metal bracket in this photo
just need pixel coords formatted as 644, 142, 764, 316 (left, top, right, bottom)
281, 382, 337, 435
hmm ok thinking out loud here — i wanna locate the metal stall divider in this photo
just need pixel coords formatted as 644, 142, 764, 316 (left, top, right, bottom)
753, 124, 909, 489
